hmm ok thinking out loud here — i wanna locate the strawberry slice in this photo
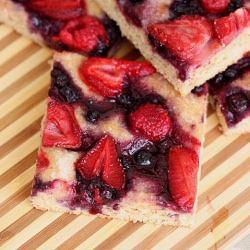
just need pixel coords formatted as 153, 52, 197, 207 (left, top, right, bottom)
129, 103, 172, 142
79, 57, 156, 97
213, 8, 250, 46
168, 146, 199, 211
147, 15, 213, 61
101, 136, 126, 190
76, 135, 106, 179
57, 16, 109, 53
42, 100, 82, 148
200, 0, 230, 14
28, 0, 86, 20
94, 188, 103, 204
76, 135, 125, 190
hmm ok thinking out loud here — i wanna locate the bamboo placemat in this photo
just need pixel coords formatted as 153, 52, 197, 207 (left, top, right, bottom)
0, 24, 249, 250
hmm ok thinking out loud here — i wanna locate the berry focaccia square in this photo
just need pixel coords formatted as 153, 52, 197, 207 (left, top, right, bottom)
208, 52, 250, 134
0, 0, 121, 56
30, 52, 208, 227
94, 0, 250, 95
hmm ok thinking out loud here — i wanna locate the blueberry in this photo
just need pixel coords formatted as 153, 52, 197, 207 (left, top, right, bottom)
103, 190, 114, 199
49, 63, 80, 103
135, 150, 154, 167
86, 110, 100, 123
102, 187, 117, 201
118, 93, 134, 105
89, 40, 109, 57
144, 94, 164, 105
209, 55, 250, 93
30, 13, 60, 37
51, 69, 69, 87
170, 0, 205, 18
118, 91, 141, 112
157, 138, 174, 153
226, 92, 249, 114
212, 73, 224, 86
101, 17, 122, 55
224, 68, 238, 79
191, 85, 205, 96
120, 155, 133, 170
60, 86, 79, 103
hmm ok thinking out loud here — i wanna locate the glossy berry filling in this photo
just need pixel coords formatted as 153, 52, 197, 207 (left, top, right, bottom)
209, 53, 250, 127
33, 62, 205, 214
11, 0, 121, 56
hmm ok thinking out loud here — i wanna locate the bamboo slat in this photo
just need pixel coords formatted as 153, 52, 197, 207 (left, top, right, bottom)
0, 24, 249, 250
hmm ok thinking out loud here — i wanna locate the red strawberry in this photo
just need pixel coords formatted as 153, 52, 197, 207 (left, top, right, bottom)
129, 103, 172, 142
42, 100, 82, 148
79, 57, 156, 97
200, 0, 230, 14
168, 146, 199, 211
28, 0, 86, 20
213, 8, 250, 46
147, 15, 213, 61
76, 135, 125, 190
76, 136, 106, 179
57, 16, 109, 53
94, 188, 103, 204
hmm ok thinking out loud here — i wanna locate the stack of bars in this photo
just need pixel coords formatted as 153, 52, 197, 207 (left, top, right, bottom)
0, 0, 249, 227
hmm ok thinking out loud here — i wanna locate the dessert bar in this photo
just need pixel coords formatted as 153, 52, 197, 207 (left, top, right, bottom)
0, 0, 121, 56
95, 0, 250, 95
30, 52, 208, 227
209, 52, 250, 134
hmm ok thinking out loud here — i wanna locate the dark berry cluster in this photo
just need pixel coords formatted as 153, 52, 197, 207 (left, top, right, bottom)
49, 62, 80, 103
170, 0, 243, 19
74, 171, 119, 205
209, 54, 250, 92
170, 0, 206, 19
226, 92, 249, 114
208, 54, 250, 126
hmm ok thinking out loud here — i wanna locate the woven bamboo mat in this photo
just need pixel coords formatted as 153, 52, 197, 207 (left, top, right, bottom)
0, 23, 249, 250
